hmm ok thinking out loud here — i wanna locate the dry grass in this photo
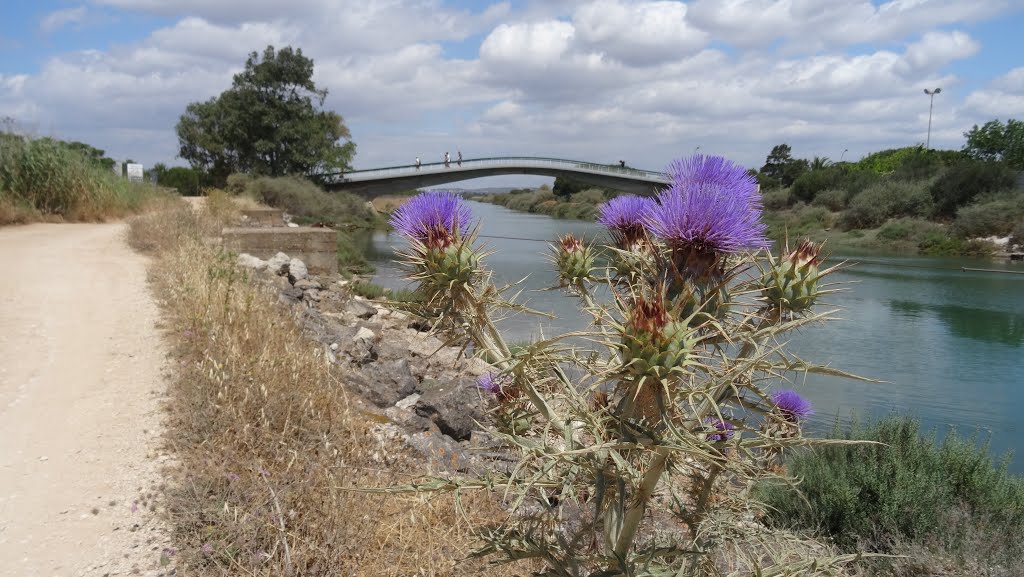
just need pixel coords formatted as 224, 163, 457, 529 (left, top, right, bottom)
130, 202, 532, 576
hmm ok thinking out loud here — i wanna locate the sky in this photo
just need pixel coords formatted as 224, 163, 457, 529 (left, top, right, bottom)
2, 0, 1024, 189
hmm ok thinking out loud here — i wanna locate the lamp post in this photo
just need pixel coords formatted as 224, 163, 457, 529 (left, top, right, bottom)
924, 87, 941, 149
840, 148, 848, 162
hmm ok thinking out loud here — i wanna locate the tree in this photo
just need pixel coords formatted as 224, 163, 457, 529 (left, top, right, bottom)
553, 176, 589, 200
760, 144, 808, 188
963, 119, 1024, 170
176, 45, 355, 185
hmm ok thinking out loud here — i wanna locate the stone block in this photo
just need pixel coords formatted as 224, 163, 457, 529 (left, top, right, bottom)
239, 208, 284, 227
221, 227, 338, 275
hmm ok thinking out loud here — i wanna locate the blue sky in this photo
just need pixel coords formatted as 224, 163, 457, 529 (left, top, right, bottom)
2, 0, 1023, 187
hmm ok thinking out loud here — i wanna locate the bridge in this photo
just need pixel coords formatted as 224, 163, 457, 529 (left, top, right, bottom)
324, 156, 670, 196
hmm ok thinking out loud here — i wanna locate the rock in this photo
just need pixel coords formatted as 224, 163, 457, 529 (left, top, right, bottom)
406, 431, 472, 472
294, 278, 321, 291
287, 222, 300, 228
414, 378, 486, 441
396, 393, 420, 410
278, 286, 303, 306
346, 359, 418, 407
288, 258, 308, 282
329, 342, 339, 351
353, 326, 377, 343
267, 252, 291, 276
303, 289, 322, 302
346, 299, 378, 320
237, 253, 267, 271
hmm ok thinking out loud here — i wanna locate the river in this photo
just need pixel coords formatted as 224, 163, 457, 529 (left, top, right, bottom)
358, 200, 1024, 472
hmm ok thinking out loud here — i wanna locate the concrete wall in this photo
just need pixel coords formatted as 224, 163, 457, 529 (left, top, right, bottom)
222, 227, 338, 275
239, 208, 284, 227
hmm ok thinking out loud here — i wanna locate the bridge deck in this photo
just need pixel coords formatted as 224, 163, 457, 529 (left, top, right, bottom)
324, 156, 670, 197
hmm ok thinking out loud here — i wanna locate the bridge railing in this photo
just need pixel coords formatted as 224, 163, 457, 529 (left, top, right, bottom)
325, 156, 668, 183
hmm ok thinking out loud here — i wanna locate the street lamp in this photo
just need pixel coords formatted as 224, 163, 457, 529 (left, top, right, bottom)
840, 148, 848, 162
924, 87, 941, 149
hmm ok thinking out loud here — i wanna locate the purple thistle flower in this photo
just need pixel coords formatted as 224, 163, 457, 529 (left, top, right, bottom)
705, 417, 736, 441
201, 543, 214, 555
389, 190, 474, 250
597, 195, 657, 249
477, 372, 505, 396
772, 389, 813, 422
649, 155, 769, 269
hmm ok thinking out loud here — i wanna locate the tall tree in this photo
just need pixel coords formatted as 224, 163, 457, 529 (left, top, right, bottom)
963, 119, 1024, 169
176, 46, 355, 184
760, 144, 808, 188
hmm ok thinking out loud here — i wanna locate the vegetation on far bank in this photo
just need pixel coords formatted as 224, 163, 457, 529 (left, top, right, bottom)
482, 121, 1024, 257
758, 416, 1024, 576
0, 123, 168, 225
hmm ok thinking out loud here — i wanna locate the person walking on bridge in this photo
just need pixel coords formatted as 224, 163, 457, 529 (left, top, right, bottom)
457, 150, 462, 166
444, 151, 450, 168
415, 156, 421, 170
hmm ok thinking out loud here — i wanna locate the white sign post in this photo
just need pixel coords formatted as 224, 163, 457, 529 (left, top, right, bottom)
126, 163, 144, 183
113, 162, 123, 177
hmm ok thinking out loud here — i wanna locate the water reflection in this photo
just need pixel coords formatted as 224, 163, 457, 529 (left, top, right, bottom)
890, 300, 1024, 347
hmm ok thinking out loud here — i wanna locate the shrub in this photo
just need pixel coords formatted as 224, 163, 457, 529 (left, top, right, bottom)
841, 180, 931, 229
811, 188, 848, 211
244, 175, 377, 228
570, 188, 606, 205
757, 416, 1024, 568
952, 199, 1024, 238
790, 167, 840, 203
875, 218, 944, 243
930, 161, 1017, 218
761, 187, 793, 210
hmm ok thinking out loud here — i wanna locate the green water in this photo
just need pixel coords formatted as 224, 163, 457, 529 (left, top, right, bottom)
361, 201, 1024, 471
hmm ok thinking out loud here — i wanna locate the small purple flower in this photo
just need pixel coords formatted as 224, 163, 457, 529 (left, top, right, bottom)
226, 472, 240, 483
705, 417, 736, 441
772, 389, 813, 422
201, 543, 214, 555
477, 372, 506, 396
389, 190, 474, 249
649, 155, 769, 278
597, 195, 656, 249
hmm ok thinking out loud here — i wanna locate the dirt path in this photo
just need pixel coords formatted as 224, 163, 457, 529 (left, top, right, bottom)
0, 223, 170, 576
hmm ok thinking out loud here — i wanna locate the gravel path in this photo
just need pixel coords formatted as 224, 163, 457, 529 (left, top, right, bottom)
0, 223, 172, 577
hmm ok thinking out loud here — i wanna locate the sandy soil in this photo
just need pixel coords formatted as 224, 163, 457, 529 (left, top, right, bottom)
0, 223, 172, 576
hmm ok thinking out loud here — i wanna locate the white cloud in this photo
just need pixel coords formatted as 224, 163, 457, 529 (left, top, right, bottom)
965, 67, 1024, 117
572, 0, 708, 65
40, 6, 88, 34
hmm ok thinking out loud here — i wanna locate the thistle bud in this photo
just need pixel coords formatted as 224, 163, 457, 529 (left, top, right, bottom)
762, 239, 822, 313
553, 234, 595, 287
619, 293, 695, 382
424, 242, 479, 289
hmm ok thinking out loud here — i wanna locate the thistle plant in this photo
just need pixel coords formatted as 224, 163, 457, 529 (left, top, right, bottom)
377, 159, 864, 576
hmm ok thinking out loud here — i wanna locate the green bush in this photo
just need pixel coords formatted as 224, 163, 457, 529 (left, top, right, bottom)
757, 416, 1024, 563
811, 188, 848, 211
842, 180, 932, 229
791, 167, 841, 203
761, 187, 792, 210
875, 218, 943, 242
244, 175, 377, 228
952, 199, 1024, 238
930, 161, 1017, 218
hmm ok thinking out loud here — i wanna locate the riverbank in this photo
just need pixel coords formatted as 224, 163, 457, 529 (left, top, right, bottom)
478, 187, 1016, 257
